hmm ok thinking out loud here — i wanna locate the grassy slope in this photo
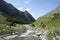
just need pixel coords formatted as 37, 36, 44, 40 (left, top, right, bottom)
33, 7, 60, 40
34, 7, 60, 30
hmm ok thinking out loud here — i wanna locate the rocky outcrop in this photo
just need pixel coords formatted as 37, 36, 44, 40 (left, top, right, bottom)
0, 0, 35, 24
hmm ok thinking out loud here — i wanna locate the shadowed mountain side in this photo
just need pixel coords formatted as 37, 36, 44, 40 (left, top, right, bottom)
0, 0, 35, 24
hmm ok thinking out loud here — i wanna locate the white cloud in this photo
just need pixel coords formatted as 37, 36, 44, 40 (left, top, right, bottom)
25, 0, 31, 4
18, 8, 24, 11
18, 7, 31, 11
25, 8, 31, 11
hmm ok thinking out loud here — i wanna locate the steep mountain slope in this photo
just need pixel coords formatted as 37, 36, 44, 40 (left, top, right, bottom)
34, 6, 60, 29
0, 0, 35, 37
0, 0, 35, 24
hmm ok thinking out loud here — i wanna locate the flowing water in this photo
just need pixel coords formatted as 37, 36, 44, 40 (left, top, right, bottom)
3, 25, 47, 40
18, 25, 47, 40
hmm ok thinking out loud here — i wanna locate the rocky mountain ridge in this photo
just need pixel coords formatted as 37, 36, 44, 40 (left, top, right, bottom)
0, 0, 35, 24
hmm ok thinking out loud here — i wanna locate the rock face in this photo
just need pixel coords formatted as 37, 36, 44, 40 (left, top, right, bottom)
0, 0, 35, 24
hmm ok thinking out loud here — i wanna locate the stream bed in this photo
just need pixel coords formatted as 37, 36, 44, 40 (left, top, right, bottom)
1, 25, 48, 40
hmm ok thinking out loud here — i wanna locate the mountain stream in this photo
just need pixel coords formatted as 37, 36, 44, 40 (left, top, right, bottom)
3, 25, 48, 40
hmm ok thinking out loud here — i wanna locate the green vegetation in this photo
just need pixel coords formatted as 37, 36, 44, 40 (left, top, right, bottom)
34, 7, 60, 29
0, 15, 26, 37
0, 24, 26, 37
47, 34, 53, 40
33, 7, 60, 29
32, 7, 60, 40
34, 13, 60, 29
30, 23, 35, 27
47, 29, 60, 40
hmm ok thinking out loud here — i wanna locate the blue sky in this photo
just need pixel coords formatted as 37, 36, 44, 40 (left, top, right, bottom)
5, 0, 60, 19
